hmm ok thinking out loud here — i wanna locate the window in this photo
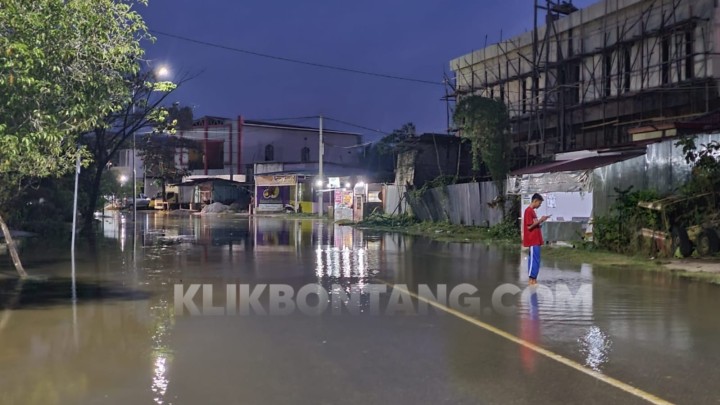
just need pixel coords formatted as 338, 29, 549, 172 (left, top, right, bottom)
604, 53, 613, 97
188, 149, 203, 170
265, 144, 274, 161
521, 78, 528, 113
661, 36, 670, 85
685, 31, 694, 80
206, 141, 224, 170
301, 146, 310, 162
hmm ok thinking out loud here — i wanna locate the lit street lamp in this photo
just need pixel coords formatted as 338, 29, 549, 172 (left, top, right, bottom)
132, 63, 170, 224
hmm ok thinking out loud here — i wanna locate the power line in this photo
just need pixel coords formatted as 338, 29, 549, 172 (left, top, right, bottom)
150, 30, 444, 87
324, 117, 391, 136
249, 116, 318, 122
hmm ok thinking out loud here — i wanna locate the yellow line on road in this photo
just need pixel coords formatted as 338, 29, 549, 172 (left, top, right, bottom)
382, 281, 674, 405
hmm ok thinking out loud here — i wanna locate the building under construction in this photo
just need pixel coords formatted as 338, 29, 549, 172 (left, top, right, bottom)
449, 0, 720, 167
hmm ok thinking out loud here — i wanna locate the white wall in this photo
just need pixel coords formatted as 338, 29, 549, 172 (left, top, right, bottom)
241, 125, 360, 166
521, 192, 594, 223
174, 119, 361, 177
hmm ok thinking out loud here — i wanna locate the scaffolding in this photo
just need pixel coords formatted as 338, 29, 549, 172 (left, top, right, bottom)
448, 0, 719, 167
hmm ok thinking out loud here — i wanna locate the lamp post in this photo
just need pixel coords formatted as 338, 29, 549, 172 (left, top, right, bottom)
318, 115, 324, 218
132, 64, 170, 225
132, 92, 137, 224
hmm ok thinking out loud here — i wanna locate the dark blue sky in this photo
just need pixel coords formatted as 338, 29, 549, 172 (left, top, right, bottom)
139, 0, 596, 140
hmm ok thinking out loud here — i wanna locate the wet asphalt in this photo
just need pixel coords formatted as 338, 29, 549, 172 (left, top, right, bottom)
0, 213, 718, 404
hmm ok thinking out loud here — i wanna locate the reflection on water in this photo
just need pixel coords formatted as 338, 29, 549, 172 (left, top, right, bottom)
519, 288, 541, 373
150, 296, 173, 405
578, 326, 613, 371
1, 213, 720, 404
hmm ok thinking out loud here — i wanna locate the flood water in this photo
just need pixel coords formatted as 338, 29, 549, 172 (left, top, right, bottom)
1, 212, 719, 404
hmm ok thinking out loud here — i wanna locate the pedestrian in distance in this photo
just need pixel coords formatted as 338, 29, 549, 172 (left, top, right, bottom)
523, 193, 551, 285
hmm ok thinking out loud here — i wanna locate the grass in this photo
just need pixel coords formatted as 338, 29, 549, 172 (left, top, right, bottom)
354, 216, 720, 285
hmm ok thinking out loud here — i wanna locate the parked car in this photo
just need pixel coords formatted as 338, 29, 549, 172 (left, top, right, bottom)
130, 194, 151, 209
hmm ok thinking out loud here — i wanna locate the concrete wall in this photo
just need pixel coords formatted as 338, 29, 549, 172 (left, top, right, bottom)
173, 118, 361, 178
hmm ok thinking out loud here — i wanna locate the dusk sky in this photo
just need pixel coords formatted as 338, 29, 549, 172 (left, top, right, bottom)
139, 0, 596, 141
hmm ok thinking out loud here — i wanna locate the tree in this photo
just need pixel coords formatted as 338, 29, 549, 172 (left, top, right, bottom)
362, 123, 416, 182
0, 0, 150, 277
79, 71, 184, 233
453, 96, 511, 193
138, 132, 199, 200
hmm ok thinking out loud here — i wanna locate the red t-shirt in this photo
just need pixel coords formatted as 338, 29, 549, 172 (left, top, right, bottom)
523, 206, 544, 247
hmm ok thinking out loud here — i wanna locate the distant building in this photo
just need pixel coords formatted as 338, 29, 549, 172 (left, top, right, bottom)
110, 116, 363, 197
176, 116, 362, 181
394, 133, 474, 187
450, 0, 720, 165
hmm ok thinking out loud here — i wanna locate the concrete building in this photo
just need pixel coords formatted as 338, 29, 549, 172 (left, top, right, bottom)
450, 0, 720, 165
176, 116, 362, 181
110, 116, 362, 199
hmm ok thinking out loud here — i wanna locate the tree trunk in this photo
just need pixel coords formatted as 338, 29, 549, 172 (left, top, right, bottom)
0, 213, 27, 278
82, 164, 104, 234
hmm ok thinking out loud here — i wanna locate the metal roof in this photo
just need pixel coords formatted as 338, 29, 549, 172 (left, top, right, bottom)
170, 178, 246, 187
510, 152, 644, 176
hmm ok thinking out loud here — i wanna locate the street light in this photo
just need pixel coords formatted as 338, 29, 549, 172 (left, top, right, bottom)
132, 63, 171, 224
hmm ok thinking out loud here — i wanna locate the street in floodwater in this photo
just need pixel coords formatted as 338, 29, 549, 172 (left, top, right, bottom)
1, 213, 719, 405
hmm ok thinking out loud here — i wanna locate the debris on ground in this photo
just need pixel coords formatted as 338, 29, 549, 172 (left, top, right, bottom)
228, 202, 244, 212
201, 202, 230, 214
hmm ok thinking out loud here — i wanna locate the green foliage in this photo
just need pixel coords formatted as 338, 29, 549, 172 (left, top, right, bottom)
0, 0, 150, 178
374, 123, 416, 156
486, 219, 520, 241
453, 96, 511, 191
407, 175, 456, 200
675, 136, 720, 207
359, 212, 419, 227
362, 123, 416, 181
594, 187, 660, 253
138, 133, 200, 192
1, 174, 77, 237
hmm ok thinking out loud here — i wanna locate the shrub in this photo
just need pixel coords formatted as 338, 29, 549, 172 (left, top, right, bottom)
594, 187, 660, 253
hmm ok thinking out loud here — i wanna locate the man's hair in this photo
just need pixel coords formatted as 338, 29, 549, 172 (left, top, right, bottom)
531, 193, 544, 202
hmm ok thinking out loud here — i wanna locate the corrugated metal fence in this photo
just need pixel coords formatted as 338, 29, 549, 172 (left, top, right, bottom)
403, 182, 505, 227
382, 185, 410, 216
593, 133, 720, 216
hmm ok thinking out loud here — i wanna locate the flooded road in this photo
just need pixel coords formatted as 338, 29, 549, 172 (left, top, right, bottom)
1, 213, 719, 404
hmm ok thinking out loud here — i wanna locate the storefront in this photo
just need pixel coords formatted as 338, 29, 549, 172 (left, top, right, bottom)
254, 174, 299, 213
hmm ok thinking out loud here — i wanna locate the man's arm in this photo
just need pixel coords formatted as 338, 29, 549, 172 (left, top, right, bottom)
528, 215, 550, 230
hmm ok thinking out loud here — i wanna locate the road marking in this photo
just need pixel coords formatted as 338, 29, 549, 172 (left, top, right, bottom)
382, 281, 674, 405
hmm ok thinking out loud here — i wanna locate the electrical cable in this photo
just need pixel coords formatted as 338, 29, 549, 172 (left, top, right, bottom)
150, 30, 444, 87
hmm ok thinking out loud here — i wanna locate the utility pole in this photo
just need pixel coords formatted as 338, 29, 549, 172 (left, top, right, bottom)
318, 115, 324, 218
132, 87, 137, 225
131, 88, 137, 266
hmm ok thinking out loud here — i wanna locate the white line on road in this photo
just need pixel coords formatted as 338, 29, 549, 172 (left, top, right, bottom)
383, 282, 674, 405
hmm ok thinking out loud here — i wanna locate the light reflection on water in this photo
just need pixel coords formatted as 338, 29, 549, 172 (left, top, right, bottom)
578, 326, 613, 371
150, 297, 174, 405
4, 214, 718, 404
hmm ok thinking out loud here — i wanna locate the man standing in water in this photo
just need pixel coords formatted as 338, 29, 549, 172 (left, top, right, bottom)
523, 193, 550, 285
